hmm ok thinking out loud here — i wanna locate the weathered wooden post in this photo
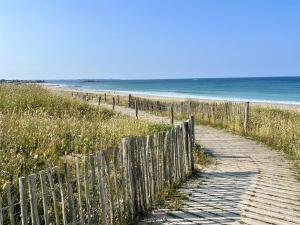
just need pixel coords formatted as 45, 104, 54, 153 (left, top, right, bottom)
188, 101, 192, 117
189, 116, 195, 171
243, 102, 250, 132
98, 96, 102, 105
183, 122, 190, 174
112, 97, 115, 110
135, 99, 138, 119
170, 105, 174, 126
180, 102, 184, 116
19, 177, 27, 225
128, 94, 132, 107
104, 93, 107, 102
117, 95, 120, 105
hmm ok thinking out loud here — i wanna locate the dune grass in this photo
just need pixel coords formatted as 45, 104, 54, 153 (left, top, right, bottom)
0, 84, 170, 188
107, 95, 300, 171
66, 92, 300, 165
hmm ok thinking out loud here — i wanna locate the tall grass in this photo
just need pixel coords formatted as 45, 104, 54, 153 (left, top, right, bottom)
0, 84, 169, 188
124, 96, 300, 164
51, 90, 300, 168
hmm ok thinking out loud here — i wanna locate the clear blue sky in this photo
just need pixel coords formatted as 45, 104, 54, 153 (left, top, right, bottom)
1, 0, 299, 80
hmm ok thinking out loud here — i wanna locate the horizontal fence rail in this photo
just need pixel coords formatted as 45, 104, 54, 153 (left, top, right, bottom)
0, 119, 195, 225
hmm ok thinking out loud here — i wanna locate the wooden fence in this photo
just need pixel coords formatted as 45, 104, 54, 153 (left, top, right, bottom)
128, 96, 249, 131
66, 91, 249, 131
67, 90, 300, 175
0, 119, 195, 225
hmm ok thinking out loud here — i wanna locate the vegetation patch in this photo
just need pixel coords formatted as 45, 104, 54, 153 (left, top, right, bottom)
0, 84, 170, 188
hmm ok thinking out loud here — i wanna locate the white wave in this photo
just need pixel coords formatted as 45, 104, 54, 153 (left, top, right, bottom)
46, 82, 300, 106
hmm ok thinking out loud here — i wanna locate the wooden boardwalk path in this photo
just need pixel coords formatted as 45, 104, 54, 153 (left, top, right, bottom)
100, 103, 300, 225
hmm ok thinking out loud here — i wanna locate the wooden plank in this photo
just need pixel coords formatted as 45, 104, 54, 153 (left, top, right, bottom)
89, 154, 99, 225
183, 122, 189, 175
113, 147, 121, 223
164, 131, 170, 186
96, 151, 108, 225
112, 97, 115, 110
243, 101, 250, 132
104, 150, 115, 224
64, 162, 76, 224
57, 171, 67, 225
19, 177, 28, 225
160, 132, 165, 188
5, 182, 15, 225
28, 174, 40, 225
177, 126, 183, 179
124, 137, 136, 219
39, 171, 49, 225
137, 138, 142, 212
140, 137, 147, 211
84, 156, 91, 225
75, 158, 84, 225
128, 94, 132, 107
143, 136, 150, 207
170, 105, 174, 126
135, 99, 138, 119
120, 141, 127, 222
156, 133, 161, 191
145, 135, 153, 205
189, 101, 192, 117
46, 169, 59, 225
128, 138, 138, 219
149, 135, 155, 202
169, 129, 175, 183
189, 116, 195, 171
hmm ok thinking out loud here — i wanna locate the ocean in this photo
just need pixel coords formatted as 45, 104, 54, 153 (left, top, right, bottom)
46, 77, 300, 105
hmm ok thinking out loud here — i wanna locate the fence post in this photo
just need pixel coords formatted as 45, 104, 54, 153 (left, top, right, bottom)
135, 99, 138, 119
104, 93, 107, 102
188, 101, 192, 117
243, 102, 250, 132
117, 95, 120, 105
28, 174, 40, 225
98, 96, 101, 105
6, 182, 15, 225
39, 171, 49, 225
183, 122, 190, 175
189, 116, 195, 172
189, 115, 195, 145
113, 97, 115, 110
170, 105, 174, 126
128, 94, 132, 107
19, 177, 27, 225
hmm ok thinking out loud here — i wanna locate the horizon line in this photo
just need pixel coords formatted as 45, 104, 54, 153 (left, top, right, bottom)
2, 75, 300, 81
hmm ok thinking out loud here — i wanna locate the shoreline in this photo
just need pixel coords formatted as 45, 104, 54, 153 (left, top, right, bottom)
43, 83, 300, 112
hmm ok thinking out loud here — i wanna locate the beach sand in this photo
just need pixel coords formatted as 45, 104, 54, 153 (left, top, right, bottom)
43, 84, 300, 113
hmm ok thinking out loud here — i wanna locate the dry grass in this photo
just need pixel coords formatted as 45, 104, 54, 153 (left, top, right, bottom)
115, 96, 300, 169
0, 84, 170, 188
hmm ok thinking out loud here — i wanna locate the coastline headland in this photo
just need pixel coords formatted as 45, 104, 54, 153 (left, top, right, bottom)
0, 79, 45, 83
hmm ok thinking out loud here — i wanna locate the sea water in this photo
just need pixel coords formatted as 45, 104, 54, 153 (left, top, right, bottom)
46, 77, 300, 105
